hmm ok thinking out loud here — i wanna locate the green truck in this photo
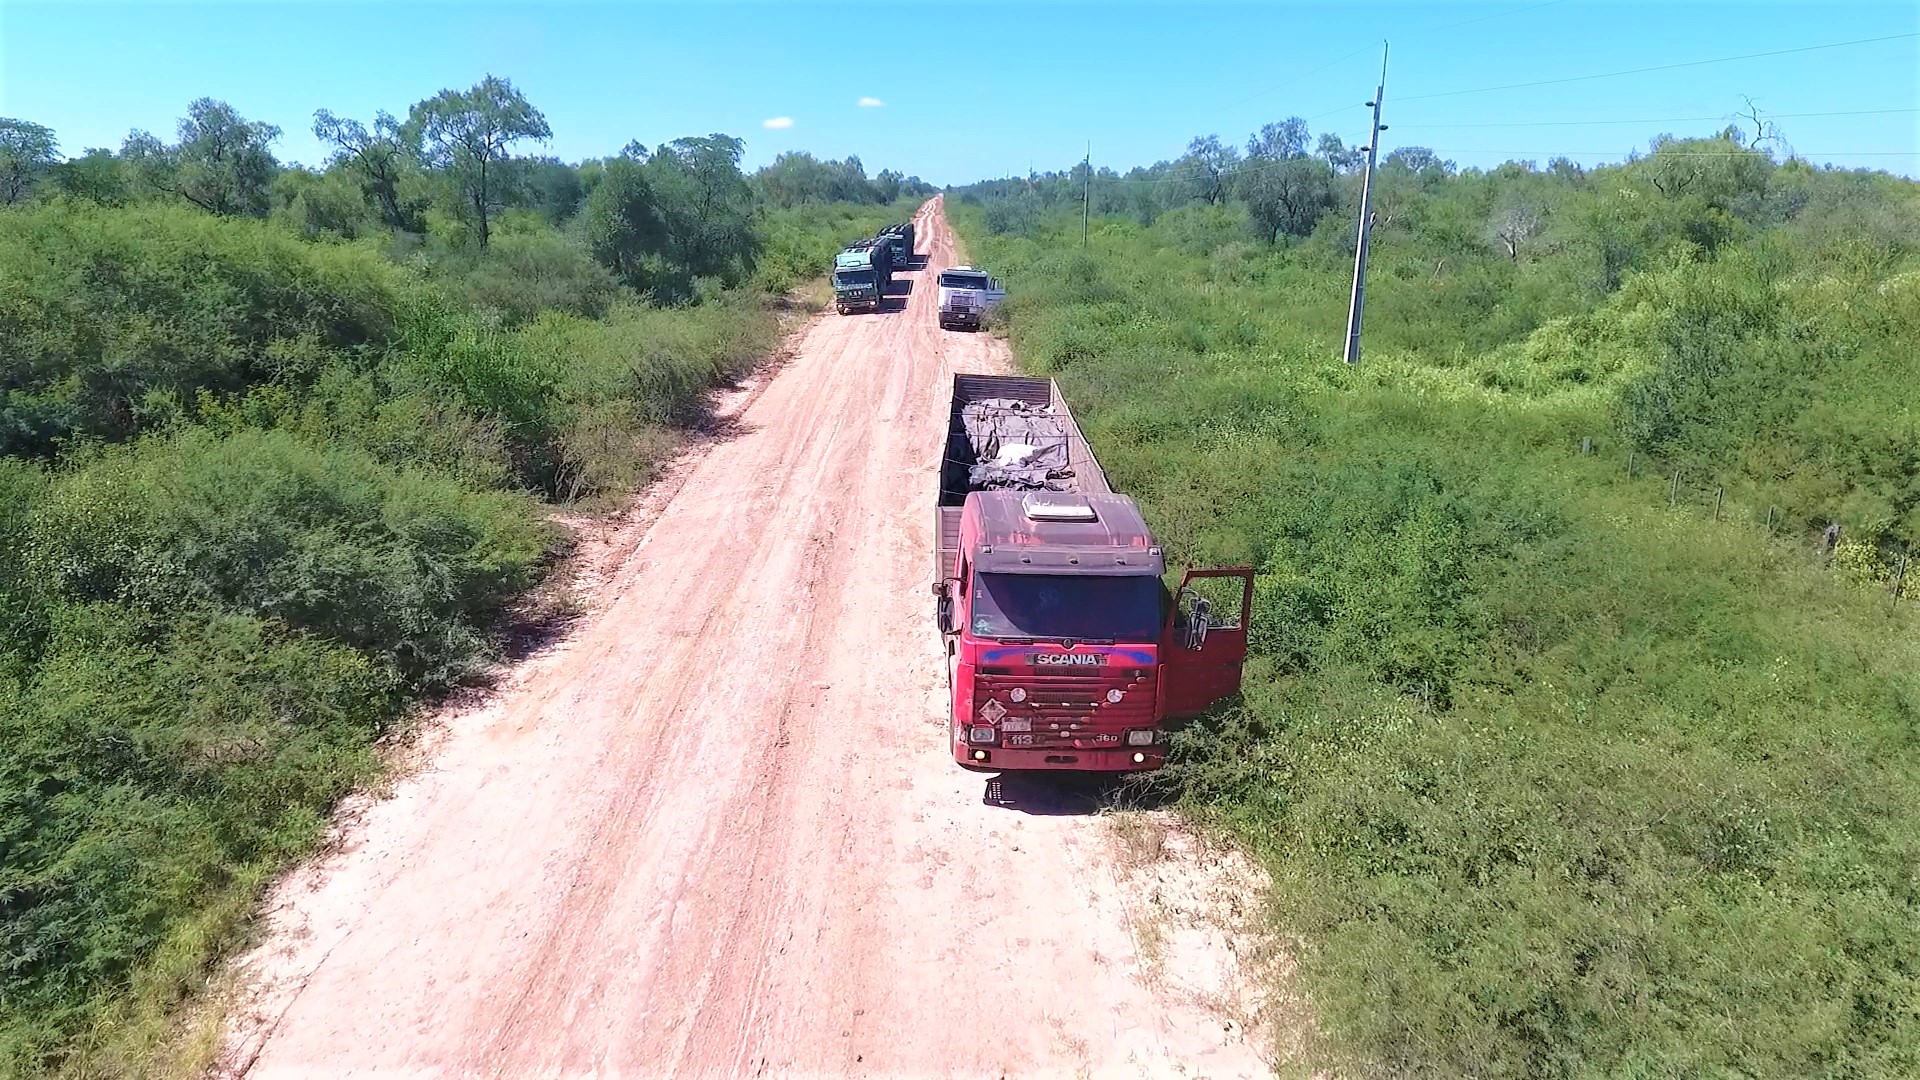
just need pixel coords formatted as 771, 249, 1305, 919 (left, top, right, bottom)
833, 238, 894, 314
878, 221, 916, 265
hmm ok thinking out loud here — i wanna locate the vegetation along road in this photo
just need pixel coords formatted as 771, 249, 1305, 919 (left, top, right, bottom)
219, 199, 1271, 1079
5, 11, 1918, 1076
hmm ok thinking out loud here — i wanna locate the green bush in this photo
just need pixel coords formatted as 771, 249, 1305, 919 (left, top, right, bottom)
0, 202, 406, 454
0, 603, 395, 1067
953, 182, 1920, 1077
29, 428, 550, 689
427, 221, 619, 324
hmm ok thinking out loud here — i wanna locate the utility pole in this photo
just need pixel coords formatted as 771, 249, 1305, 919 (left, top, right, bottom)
1343, 42, 1390, 365
1083, 142, 1091, 248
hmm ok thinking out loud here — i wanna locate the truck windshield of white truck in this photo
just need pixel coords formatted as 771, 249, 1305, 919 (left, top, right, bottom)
940, 272, 990, 290
969, 573, 1162, 642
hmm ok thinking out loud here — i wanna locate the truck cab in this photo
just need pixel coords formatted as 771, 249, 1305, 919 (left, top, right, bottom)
936, 266, 1005, 330
936, 492, 1251, 771
932, 375, 1250, 773
834, 240, 892, 314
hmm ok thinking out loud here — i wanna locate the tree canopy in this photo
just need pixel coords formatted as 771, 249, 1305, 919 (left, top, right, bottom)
404, 75, 551, 246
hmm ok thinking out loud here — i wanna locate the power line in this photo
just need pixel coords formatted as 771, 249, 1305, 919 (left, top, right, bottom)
1306, 103, 1367, 124
1394, 106, 1920, 130
1225, 0, 1574, 111
1225, 46, 1374, 110
1397, 31, 1920, 103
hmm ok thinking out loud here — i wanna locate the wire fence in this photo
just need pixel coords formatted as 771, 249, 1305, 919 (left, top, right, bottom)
1578, 437, 1913, 609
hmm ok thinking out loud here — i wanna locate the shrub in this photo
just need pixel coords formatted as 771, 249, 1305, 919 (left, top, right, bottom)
429, 225, 619, 324
29, 427, 551, 689
0, 603, 395, 1067
0, 202, 406, 454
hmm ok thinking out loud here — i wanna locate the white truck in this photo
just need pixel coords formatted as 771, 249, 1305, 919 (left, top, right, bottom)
936, 266, 1006, 331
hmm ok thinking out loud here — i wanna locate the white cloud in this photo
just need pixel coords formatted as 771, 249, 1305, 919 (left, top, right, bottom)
762, 116, 794, 130
857, 97, 885, 108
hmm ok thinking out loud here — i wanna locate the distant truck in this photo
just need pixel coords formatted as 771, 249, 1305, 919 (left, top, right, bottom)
833, 239, 893, 314
932, 374, 1252, 772
878, 221, 916, 264
936, 266, 1005, 331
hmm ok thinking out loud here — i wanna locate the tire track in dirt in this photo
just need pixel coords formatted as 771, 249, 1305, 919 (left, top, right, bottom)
220, 197, 1274, 1080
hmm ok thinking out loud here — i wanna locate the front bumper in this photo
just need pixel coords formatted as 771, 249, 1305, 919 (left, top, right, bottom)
940, 308, 980, 325
952, 742, 1165, 773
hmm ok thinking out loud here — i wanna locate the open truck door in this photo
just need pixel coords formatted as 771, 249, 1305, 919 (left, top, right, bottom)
1160, 568, 1254, 718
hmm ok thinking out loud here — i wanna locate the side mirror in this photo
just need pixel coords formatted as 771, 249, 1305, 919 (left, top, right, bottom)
933, 582, 955, 635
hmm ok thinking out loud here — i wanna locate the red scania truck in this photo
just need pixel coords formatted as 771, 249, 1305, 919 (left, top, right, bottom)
932, 374, 1253, 771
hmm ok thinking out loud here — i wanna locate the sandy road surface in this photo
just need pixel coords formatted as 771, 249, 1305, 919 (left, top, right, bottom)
221, 198, 1272, 1079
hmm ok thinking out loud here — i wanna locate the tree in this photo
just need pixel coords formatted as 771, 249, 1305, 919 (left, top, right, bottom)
173, 98, 281, 216
753, 151, 879, 207
120, 128, 179, 199
313, 108, 424, 231
1243, 156, 1337, 243
581, 151, 664, 287
272, 166, 373, 239
1247, 117, 1310, 162
520, 156, 585, 225
405, 75, 550, 247
53, 148, 131, 205
644, 134, 757, 288
1317, 133, 1362, 172
1181, 135, 1241, 205
874, 168, 903, 204
0, 118, 58, 204
1635, 134, 1771, 215
1384, 146, 1452, 181
1487, 194, 1545, 260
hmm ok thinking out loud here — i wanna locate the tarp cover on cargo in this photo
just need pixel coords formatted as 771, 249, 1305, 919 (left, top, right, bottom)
961, 398, 1074, 491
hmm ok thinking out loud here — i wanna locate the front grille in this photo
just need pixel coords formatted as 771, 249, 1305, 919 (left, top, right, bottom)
975, 672, 1156, 747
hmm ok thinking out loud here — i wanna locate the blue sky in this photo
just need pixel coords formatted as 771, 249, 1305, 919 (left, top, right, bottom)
2, 1, 1915, 183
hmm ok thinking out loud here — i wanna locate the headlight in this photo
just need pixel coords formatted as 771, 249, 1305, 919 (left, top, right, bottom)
969, 726, 996, 744
1105, 688, 1124, 704
1125, 729, 1156, 746
1009, 687, 1027, 703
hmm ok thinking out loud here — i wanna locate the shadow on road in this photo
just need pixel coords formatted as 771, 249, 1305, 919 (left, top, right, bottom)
887, 279, 914, 297
979, 772, 1175, 816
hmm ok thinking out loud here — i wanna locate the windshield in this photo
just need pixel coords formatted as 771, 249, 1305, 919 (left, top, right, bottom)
940, 273, 988, 290
970, 573, 1163, 643
835, 270, 876, 287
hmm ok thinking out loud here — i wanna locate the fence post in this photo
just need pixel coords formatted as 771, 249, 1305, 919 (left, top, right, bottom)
1670, 471, 1682, 508
1581, 436, 1593, 457
1714, 487, 1724, 521
1765, 505, 1777, 534
1894, 555, 1908, 607
1627, 451, 1636, 478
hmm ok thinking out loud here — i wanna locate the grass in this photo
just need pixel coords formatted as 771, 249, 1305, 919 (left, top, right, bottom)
953, 198, 1920, 1079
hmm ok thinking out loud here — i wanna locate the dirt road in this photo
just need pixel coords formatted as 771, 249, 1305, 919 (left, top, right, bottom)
222, 198, 1271, 1079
